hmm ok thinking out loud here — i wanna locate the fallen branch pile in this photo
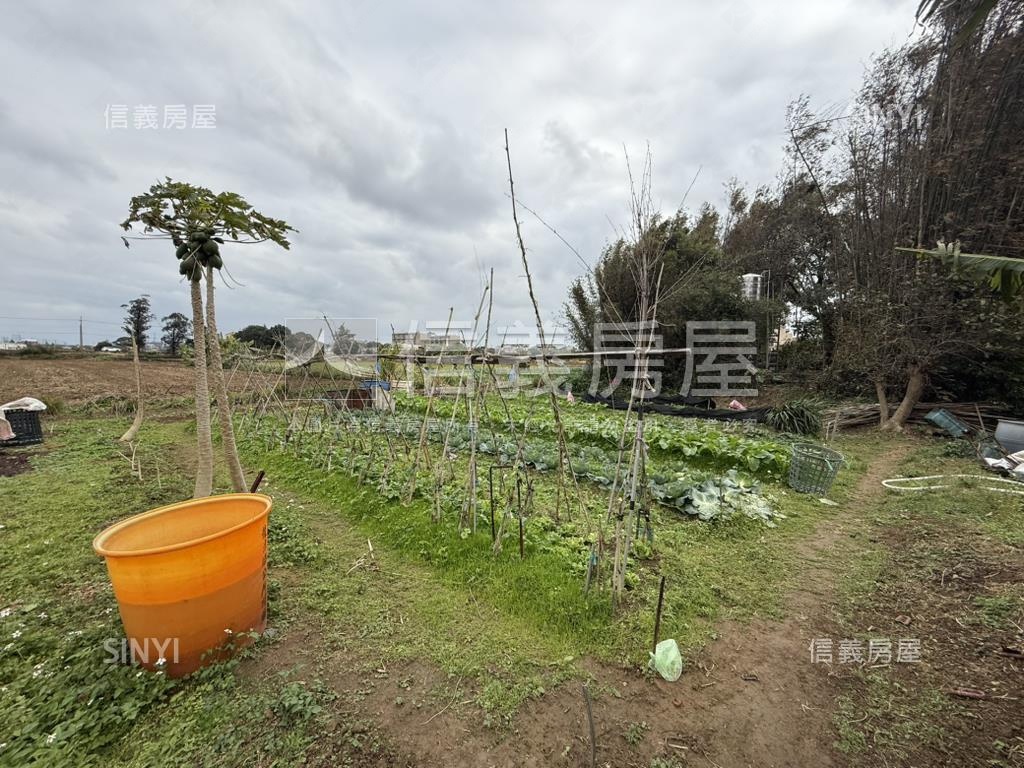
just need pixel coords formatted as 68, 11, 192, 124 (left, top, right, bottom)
823, 402, 1016, 432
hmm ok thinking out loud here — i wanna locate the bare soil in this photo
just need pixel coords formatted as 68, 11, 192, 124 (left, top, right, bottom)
0, 450, 33, 477
0, 356, 197, 405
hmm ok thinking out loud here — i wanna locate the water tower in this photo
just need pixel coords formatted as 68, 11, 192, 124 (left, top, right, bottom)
740, 273, 762, 300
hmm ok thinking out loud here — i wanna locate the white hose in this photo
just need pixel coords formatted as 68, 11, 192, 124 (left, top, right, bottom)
882, 474, 1024, 496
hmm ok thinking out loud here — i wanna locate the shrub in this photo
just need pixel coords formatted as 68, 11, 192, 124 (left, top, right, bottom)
764, 400, 822, 436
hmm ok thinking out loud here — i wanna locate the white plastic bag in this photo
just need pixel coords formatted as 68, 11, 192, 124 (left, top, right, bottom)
649, 638, 683, 681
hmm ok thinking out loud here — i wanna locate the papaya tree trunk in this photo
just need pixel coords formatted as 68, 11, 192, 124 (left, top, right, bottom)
119, 334, 144, 442
874, 379, 889, 427
190, 277, 214, 497
205, 266, 246, 492
881, 365, 925, 432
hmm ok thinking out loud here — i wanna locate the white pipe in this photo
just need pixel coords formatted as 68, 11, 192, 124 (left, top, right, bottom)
882, 474, 1024, 496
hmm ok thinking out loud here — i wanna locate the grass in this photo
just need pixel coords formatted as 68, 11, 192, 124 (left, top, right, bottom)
0, 418, 366, 767
1, 407, 887, 765
828, 435, 1024, 766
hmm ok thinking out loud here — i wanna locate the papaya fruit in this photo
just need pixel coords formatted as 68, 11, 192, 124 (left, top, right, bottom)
179, 255, 198, 276
208, 253, 223, 270
201, 239, 219, 256
175, 244, 190, 259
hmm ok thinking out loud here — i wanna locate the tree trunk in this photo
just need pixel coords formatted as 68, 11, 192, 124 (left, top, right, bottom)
881, 365, 925, 432
820, 309, 837, 366
874, 379, 890, 427
190, 278, 214, 497
205, 266, 246, 492
119, 334, 144, 442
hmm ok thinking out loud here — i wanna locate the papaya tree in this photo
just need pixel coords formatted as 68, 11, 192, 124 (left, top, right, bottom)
121, 179, 295, 497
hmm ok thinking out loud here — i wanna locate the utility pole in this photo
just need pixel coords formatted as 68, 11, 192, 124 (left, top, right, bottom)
79, 316, 84, 350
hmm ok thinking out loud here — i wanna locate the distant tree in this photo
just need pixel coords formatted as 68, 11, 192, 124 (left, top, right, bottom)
121, 296, 154, 349
161, 312, 192, 356
566, 208, 780, 388
119, 297, 153, 443
233, 324, 297, 351
330, 323, 359, 356
235, 324, 273, 349
563, 276, 599, 352
283, 330, 319, 363
121, 179, 295, 496
267, 324, 291, 348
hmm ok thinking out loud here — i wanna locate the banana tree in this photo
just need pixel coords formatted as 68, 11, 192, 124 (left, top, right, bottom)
121, 179, 295, 497
898, 245, 1024, 300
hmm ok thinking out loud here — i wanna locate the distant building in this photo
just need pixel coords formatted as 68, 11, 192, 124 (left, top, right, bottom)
0, 342, 27, 351
392, 331, 466, 351
499, 343, 530, 356
391, 331, 427, 348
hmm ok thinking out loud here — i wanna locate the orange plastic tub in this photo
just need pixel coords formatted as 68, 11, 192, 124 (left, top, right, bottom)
93, 493, 272, 678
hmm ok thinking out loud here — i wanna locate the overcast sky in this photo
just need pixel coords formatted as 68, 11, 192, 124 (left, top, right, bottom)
0, 0, 918, 346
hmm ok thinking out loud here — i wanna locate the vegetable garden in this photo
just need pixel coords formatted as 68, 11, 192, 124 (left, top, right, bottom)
229, 346, 810, 654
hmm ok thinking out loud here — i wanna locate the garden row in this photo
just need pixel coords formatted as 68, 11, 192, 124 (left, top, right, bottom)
397, 394, 792, 474
256, 406, 784, 526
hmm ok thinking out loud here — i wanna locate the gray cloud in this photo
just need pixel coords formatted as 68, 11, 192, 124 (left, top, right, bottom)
0, 0, 917, 345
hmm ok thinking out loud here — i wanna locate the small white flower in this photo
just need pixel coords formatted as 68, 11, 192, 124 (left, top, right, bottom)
45, 733, 56, 745
0, 608, 11, 619
11, 631, 21, 640
37, 612, 48, 620
223, 628, 233, 635
155, 657, 166, 667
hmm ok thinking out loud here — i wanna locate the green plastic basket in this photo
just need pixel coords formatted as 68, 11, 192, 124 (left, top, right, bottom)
788, 443, 844, 494
924, 408, 971, 438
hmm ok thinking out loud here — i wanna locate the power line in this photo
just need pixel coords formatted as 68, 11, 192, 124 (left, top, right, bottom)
0, 315, 122, 327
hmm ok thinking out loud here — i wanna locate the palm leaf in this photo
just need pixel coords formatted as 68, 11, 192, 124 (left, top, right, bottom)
915, 0, 999, 47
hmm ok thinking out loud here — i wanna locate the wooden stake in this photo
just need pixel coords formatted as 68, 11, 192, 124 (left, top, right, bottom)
652, 575, 666, 654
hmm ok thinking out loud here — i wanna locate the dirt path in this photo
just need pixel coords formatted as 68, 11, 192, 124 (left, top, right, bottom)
501, 442, 914, 768
602, 442, 911, 768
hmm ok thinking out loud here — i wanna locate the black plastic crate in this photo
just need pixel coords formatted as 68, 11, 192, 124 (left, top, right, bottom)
2, 409, 43, 447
